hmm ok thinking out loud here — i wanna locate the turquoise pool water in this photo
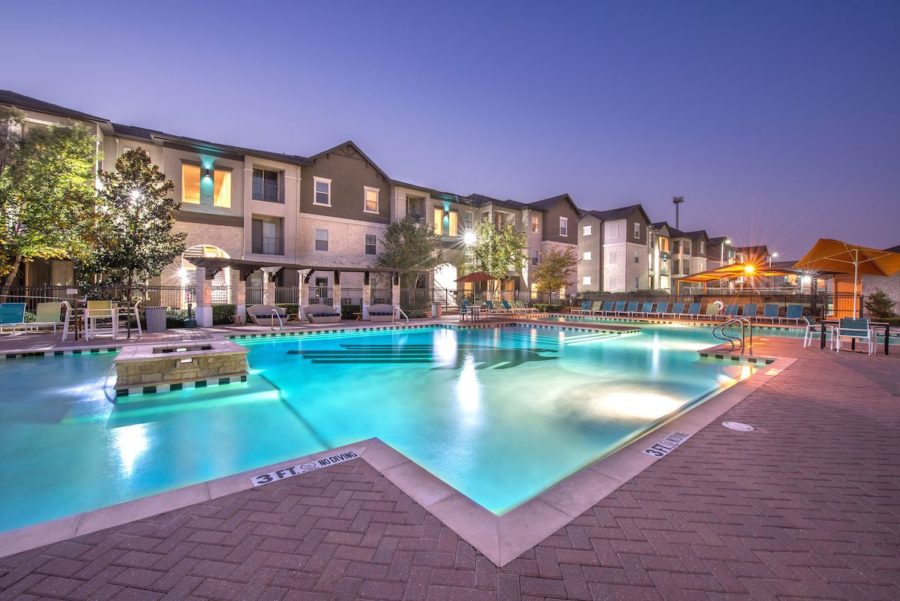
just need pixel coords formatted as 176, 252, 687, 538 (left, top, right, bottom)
0, 324, 753, 532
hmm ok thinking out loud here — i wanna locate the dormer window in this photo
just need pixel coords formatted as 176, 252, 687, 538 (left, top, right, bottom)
559, 216, 568, 237
633, 222, 641, 239
364, 186, 379, 213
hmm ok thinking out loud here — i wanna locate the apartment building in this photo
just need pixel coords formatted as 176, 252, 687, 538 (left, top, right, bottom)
578, 205, 652, 293
3, 89, 762, 307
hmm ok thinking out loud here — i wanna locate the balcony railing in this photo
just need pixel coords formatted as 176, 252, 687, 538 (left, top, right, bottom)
252, 236, 284, 255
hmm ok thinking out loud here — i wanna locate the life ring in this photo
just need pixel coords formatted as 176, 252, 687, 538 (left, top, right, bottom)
712, 300, 724, 312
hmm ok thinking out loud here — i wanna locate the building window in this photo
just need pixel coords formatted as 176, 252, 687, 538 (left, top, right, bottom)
684, 241, 692, 255
182, 164, 200, 204
315, 228, 328, 251
251, 217, 283, 255
252, 168, 280, 203
434, 208, 444, 236
448, 211, 458, 236
213, 170, 231, 208
699, 241, 705, 254
531, 249, 540, 266
605, 221, 620, 240
365, 234, 376, 255
633, 222, 640, 239
583, 276, 592, 286
583, 251, 592, 261
634, 250, 640, 264
314, 177, 331, 206
531, 214, 539, 233
583, 225, 592, 236
364, 186, 379, 213
463, 211, 474, 231
406, 196, 425, 221
608, 250, 617, 264
559, 216, 568, 237
634, 277, 640, 289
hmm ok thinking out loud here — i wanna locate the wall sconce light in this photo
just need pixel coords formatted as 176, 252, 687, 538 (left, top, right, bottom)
202, 167, 212, 179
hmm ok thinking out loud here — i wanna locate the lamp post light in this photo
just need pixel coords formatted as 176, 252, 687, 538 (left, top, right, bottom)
721, 238, 731, 264
768, 251, 778, 268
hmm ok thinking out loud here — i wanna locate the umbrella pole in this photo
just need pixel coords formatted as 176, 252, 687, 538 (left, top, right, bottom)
853, 251, 859, 318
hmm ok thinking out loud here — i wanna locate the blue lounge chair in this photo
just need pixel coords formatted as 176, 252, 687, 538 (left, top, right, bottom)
834, 317, 874, 354
0, 302, 26, 334
653, 303, 668, 316
624, 301, 640, 316
637, 302, 654, 317
501, 299, 517, 314
782, 304, 803, 324
802, 315, 830, 349
575, 300, 593, 314
722, 304, 739, 319
666, 302, 685, 318
460, 299, 474, 321
685, 302, 701, 319
742, 303, 757, 320
757, 303, 779, 323
612, 301, 627, 316
599, 301, 615, 315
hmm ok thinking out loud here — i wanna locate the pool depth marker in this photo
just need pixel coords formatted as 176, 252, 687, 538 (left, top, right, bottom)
251, 449, 359, 487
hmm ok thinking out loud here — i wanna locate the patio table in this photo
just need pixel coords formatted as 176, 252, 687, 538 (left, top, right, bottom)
820, 320, 892, 355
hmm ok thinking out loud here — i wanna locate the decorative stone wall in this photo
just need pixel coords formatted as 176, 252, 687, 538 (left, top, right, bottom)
114, 341, 249, 391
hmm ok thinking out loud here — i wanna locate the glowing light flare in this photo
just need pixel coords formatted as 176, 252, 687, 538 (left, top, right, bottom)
455, 353, 482, 415
596, 392, 683, 420
433, 329, 458, 364
463, 231, 477, 246
743, 264, 756, 275
110, 423, 149, 477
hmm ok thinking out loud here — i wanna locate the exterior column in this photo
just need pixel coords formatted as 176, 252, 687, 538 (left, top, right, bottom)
362, 271, 372, 320
300, 276, 310, 315
391, 273, 400, 308
262, 271, 275, 306
233, 269, 247, 324
332, 271, 342, 313
195, 267, 213, 327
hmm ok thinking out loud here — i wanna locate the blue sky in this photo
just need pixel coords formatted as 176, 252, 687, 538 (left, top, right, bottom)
2, 0, 898, 257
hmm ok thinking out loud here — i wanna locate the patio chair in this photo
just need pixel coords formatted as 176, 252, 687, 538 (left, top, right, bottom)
301, 303, 339, 324
742, 303, 758, 320
250, 304, 289, 327
84, 300, 115, 340
0, 303, 26, 334
833, 317, 874, 354
685, 302, 701, 319
704, 302, 722, 320
611, 301, 627, 316
757, 303, 780, 323
637, 302, 655, 317
624, 301, 640, 316
574, 300, 593, 314
665, 302, 685, 318
460, 299, 475, 321
652, 303, 668, 317
722, 304, 739, 320
21, 301, 64, 333
514, 300, 537, 314
802, 315, 831, 349
781, 304, 804, 325
367, 304, 396, 322
501, 299, 522, 315
592, 301, 609, 315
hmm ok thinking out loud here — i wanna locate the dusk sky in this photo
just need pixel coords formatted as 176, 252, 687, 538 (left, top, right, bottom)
3, 0, 898, 259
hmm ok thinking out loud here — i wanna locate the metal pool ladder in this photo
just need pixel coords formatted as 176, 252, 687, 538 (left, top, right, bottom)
393, 305, 410, 324
712, 318, 753, 355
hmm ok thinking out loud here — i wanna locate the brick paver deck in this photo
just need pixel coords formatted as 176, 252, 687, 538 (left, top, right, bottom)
1, 337, 898, 600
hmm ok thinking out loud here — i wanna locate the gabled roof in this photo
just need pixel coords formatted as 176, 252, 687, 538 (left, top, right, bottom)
470, 193, 532, 211
587, 203, 651, 224
707, 236, 729, 245
528, 193, 580, 215
392, 180, 439, 195
886, 244, 900, 253
112, 123, 309, 165
0, 90, 107, 123
683, 229, 709, 241
308, 140, 390, 181
734, 245, 770, 256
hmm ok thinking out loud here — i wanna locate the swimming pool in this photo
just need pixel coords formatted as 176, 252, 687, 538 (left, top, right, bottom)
0, 324, 753, 532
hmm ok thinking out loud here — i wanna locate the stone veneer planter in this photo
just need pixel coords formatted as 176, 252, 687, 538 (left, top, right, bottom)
114, 340, 248, 397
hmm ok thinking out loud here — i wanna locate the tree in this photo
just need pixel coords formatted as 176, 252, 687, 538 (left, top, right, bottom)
83, 148, 186, 337
0, 107, 97, 297
532, 247, 577, 302
376, 218, 442, 302
468, 221, 527, 297
864, 288, 896, 319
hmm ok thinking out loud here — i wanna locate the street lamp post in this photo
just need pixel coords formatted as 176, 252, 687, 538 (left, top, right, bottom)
768, 251, 778, 268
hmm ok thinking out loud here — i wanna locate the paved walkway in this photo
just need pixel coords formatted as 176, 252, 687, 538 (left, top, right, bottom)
1, 338, 898, 600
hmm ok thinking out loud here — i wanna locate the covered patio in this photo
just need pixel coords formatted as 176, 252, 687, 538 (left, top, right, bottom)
183, 257, 401, 325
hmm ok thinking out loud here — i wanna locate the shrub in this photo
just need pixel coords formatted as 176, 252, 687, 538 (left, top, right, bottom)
212, 304, 236, 325
864, 289, 897, 319
341, 304, 361, 320
166, 308, 186, 328
276, 304, 299, 320
24, 311, 36, 323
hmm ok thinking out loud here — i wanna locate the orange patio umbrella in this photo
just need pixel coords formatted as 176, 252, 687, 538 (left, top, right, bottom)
793, 239, 900, 318
456, 271, 495, 283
